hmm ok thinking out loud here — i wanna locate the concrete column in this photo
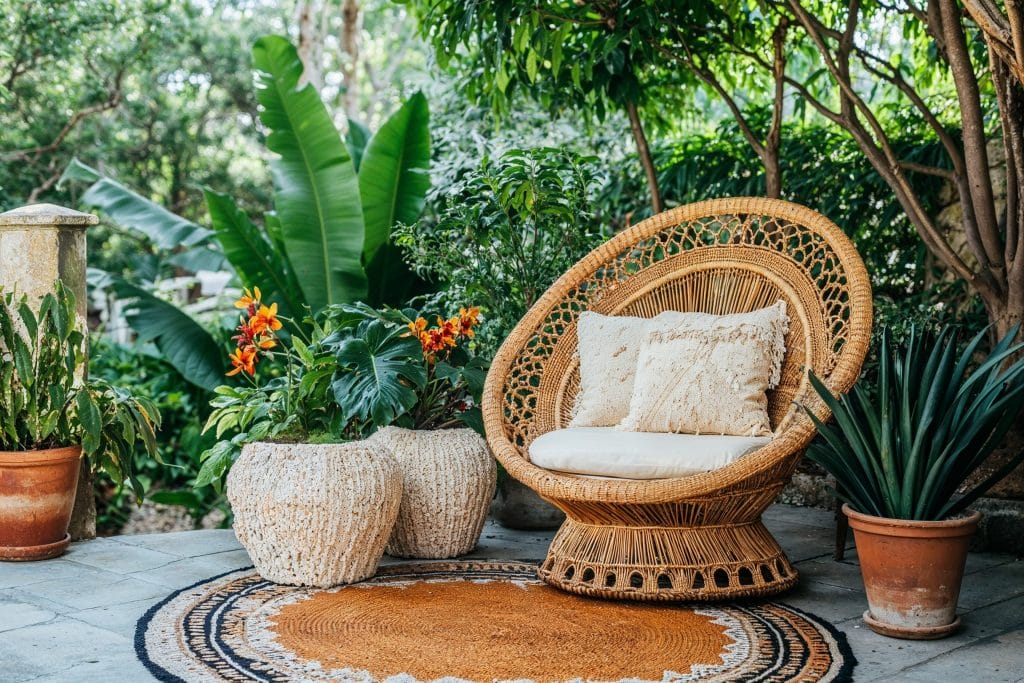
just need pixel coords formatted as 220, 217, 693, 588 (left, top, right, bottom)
0, 203, 98, 540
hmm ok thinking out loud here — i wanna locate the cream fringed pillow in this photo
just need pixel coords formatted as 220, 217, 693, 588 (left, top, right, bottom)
617, 302, 790, 437
569, 312, 653, 427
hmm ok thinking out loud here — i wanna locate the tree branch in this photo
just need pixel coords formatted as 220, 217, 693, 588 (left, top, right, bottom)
1, 69, 124, 163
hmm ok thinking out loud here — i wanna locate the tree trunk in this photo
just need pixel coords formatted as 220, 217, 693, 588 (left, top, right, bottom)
626, 100, 663, 214
296, 0, 323, 90
340, 0, 361, 122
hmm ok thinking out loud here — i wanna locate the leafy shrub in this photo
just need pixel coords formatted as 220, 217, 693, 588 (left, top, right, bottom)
88, 336, 222, 532
396, 147, 609, 355
0, 284, 161, 505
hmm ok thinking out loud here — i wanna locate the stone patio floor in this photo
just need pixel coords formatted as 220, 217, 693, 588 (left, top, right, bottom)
1, 503, 1022, 682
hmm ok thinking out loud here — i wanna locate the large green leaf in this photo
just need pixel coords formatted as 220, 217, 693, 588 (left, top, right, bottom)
359, 92, 431, 265
88, 269, 225, 391
346, 119, 372, 172
252, 36, 367, 311
59, 159, 225, 272
204, 189, 304, 317
331, 320, 427, 426
359, 93, 432, 306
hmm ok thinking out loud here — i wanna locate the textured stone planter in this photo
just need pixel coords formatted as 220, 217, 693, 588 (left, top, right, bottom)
227, 442, 401, 587
0, 446, 81, 561
369, 427, 496, 559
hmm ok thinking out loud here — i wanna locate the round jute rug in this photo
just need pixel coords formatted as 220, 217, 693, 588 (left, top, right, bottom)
136, 561, 855, 682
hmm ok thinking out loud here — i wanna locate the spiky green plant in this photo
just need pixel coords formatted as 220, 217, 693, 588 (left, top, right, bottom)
806, 325, 1024, 521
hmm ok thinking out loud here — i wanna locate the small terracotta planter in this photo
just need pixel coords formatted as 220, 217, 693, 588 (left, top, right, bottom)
844, 503, 980, 640
0, 446, 82, 561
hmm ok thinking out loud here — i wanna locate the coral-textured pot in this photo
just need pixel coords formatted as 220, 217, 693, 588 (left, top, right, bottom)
228, 441, 402, 587
844, 503, 980, 640
368, 427, 496, 559
0, 446, 82, 561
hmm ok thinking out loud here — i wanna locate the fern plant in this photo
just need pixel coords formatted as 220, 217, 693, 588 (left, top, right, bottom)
0, 283, 162, 502
807, 325, 1024, 521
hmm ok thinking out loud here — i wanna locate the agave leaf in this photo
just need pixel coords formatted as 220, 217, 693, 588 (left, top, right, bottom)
900, 328, 956, 516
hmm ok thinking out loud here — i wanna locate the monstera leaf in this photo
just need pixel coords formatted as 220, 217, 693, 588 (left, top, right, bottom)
331, 320, 427, 426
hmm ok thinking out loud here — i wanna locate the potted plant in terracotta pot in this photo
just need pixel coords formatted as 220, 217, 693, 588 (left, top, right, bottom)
325, 302, 496, 559
806, 324, 1024, 640
199, 289, 402, 588
0, 283, 161, 560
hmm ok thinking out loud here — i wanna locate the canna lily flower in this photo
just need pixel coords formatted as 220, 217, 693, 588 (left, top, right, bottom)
437, 316, 459, 348
249, 303, 283, 335
406, 317, 428, 338
256, 337, 277, 350
458, 306, 481, 337
227, 346, 258, 376
233, 315, 257, 347
234, 287, 262, 313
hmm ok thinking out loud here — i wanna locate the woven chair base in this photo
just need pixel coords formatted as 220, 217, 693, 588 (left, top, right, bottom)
537, 517, 798, 601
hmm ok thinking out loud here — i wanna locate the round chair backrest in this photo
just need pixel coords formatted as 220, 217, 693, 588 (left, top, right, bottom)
490, 198, 873, 451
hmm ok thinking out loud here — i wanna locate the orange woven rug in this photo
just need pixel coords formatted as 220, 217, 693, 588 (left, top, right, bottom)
136, 561, 855, 682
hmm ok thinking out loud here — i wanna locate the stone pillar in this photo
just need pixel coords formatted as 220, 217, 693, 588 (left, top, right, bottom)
0, 203, 98, 540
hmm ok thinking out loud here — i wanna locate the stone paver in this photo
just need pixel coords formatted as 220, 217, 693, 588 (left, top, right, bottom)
0, 504, 1021, 682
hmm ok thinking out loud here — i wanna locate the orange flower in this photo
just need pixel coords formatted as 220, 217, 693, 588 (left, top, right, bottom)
227, 346, 258, 376
406, 317, 428, 338
437, 316, 459, 348
256, 337, 277, 350
457, 306, 480, 338
234, 287, 261, 312
249, 303, 283, 335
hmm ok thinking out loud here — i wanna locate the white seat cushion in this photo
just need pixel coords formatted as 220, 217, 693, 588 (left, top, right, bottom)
528, 427, 772, 480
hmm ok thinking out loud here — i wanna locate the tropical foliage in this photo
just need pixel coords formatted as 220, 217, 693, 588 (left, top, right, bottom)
806, 326, 1024, 521
326, 303, 486, 433
0, 283, 161, 501
197, 292, 485, 488
64, 36, 432, 391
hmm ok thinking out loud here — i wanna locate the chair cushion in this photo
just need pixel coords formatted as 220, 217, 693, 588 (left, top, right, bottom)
528, 427, 772, 479
617, 302, 789, 437
568, 311, 653, 428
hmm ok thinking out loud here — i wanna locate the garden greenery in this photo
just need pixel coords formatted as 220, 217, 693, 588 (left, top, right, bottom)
64, 35, 433, 392
0, 283, 161, 502
196, 294, 485, 489
397, 147, 607, 354
806, 325, 1024, 521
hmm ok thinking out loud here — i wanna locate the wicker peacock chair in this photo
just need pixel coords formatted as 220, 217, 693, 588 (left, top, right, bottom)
482, 197, 873, 601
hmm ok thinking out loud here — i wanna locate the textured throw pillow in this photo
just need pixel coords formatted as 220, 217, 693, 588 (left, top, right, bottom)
617, 302, 789, 437
569, 311, 653, 428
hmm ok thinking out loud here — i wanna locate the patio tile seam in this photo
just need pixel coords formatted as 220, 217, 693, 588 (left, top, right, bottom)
868, 623, 1024, 682
0, 613, 62, 635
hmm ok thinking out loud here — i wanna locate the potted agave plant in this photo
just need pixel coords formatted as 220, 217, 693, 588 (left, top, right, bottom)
326, 302, 495, 559
0, 283, 160, 560
807, 324, 1024, 640
200, 288, 403, 588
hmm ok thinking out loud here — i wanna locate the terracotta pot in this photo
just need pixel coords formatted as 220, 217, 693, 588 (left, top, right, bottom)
0, 446, 82, 561
844, 503, 980, 640
368, 427, 496, 559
